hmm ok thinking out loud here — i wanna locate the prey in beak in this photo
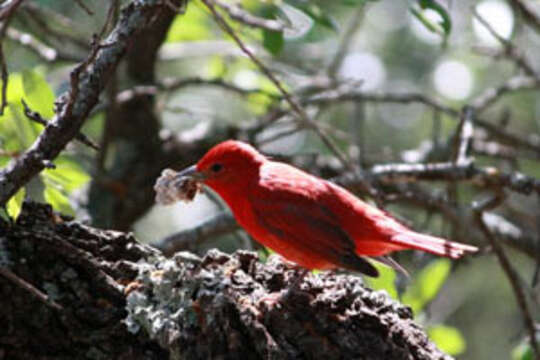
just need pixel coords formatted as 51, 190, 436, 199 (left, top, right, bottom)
154, 165, 204, 205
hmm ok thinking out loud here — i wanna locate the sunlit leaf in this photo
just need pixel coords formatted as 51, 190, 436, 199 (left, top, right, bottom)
410, 0, 452, 39
278, 3, 315, 38
41, 156, 91, 193
285, 1, 335, 32
22, 69, 55, 118
402, 258, 451, 313
6, 187, 25, 220
366, 262, 398, 299
513, 343, 533, 360
44, 185, 74, 216
428, 325, 466, 355
166, 5, 210, 42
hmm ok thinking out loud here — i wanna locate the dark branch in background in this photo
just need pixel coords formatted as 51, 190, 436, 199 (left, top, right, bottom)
0, 0, 26, 115
0, 0, 184, 206
473, 195, 539, 359
510, 0, 540, 33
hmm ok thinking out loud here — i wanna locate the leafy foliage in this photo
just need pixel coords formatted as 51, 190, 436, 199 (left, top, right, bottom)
0, 70, 90, 218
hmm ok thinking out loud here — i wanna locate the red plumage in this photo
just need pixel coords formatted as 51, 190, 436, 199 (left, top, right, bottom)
191, 140, 477, 277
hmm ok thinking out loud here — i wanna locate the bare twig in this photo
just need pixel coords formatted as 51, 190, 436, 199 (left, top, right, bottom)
335, 161, 540, 196
473, 7, 537, 76
7, 28, 82, 62
156, 212, 238, 256
201, 0, 360, 177
0, 266, 63, 311
0, 0, 26, 115
471, 76, 540, 112
327, 2, 367, 78
0, 0, 25, 21
212, 0, 286, 32
306, 87, 458, 117
510, 0, 540, 33
0, 0, 183, 206
73, 0, 94, 16
0, 46, 7, 116
21, 99, 99, 151
452, 106, 475, 165
473, 195, 539, 359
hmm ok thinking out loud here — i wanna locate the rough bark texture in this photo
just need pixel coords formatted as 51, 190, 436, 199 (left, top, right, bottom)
0, 202, 451, 360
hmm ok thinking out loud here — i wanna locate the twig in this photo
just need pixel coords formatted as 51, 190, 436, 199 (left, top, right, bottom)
0, 0, 26, 115
212, 0, 286, 32
327, 2, 367, 78
473, 195, 539, 359
21, 99, 99, 151
452, 106, 474, 165
73, 0, 94, 16
0, 266, 63, 311
201, 0, 384, 202
305, 87, 458, 117
472, 8, 537, 77
335, 161, 540, 196
0, 46, 7, 115
305, 85, 540, 156
156, 212, 238, 256
0, 0, 25, 21
20, 5, 90, 50
7, 28, 82, 62
510, 0, 540, 33
201, 0, 354, 171
471, 76, 540, 112
0, 0, 181, 206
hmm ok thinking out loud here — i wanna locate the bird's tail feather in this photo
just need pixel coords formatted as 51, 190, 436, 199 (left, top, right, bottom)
391, 232, 478, 259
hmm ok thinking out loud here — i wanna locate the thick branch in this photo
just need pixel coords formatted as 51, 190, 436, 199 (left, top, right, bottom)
0, 0, 182, 206
1, 201, 451, 359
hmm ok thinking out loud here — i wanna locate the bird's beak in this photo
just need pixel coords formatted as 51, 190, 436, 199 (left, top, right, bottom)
177, 164, 206, 181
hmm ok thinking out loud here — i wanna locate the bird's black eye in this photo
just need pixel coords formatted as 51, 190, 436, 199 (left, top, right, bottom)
210, 163, 223, 173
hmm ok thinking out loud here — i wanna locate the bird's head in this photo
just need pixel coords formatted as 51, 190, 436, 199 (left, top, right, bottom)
177, 140, 265, 195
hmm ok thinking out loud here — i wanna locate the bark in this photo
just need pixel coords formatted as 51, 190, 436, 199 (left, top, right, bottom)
0, 202, 451, 360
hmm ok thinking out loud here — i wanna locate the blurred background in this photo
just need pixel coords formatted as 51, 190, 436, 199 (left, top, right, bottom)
1, 0, 539, 358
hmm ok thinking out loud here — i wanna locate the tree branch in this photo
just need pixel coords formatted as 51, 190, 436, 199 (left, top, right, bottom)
0, 0, 183, 206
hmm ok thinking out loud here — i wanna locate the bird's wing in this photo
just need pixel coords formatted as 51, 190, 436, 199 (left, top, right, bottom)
249, 163, 378, 276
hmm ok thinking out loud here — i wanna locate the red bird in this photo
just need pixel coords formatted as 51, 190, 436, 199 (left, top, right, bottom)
178, 140, 477, 277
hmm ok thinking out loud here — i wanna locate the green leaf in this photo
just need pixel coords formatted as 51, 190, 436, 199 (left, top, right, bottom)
366, 262, 398, 299
41, 157, 90, 193
513, 343, 533, 360
44, 185, 74, 216
285, 2, 336, 31
6, 187, 25, 220
410, 0, 452, 39
166, 5, 210, 42
22, 69, 55, 118
263, 29, 284, 55
402, 258, 451, 313
428, 325, 466, 355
